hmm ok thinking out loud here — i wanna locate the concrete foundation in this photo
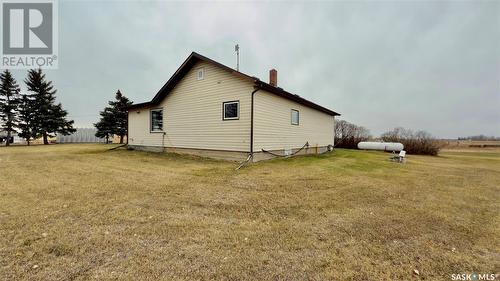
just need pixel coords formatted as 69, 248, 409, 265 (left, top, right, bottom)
127, 145, 330, 162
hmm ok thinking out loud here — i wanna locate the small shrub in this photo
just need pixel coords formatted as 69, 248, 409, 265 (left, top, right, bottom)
381, 127, 440, 155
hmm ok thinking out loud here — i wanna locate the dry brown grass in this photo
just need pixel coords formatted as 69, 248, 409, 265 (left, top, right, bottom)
0, 144, 499, 280
440, 140, 500, 152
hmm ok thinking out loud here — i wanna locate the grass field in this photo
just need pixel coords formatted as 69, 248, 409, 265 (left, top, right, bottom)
0, 144, 499, 280
440, 140, 500, 151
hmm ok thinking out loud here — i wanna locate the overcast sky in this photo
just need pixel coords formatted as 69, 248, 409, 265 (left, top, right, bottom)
10, 0, 500, 138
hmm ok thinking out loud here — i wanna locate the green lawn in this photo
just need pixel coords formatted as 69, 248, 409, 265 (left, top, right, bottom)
0, 144, 498, 280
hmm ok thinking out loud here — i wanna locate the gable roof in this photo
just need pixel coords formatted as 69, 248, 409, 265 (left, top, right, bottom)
128, 52, 340, 116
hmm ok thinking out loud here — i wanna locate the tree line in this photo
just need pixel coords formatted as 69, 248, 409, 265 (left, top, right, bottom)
0, 69, 75, 146
457, 135, 500, 141
381, 127, 440, 156
0, 66, 133, 146
334, 119, 440, 155
334, 120, 371, 149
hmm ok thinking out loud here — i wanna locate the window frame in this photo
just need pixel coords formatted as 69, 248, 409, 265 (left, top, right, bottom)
291, 109, 300, 125
150, 108, 164, 133
222, 100, 240, 121
197, 67, 205, 80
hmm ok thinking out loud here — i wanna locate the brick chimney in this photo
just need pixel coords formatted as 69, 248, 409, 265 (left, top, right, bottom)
269, 69, 277, 87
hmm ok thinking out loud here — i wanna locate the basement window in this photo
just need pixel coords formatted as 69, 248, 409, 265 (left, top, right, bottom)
223, 101, 239, 120
150, 108, 163, 132
291, 109, 299, 125
197, 68, 204, 80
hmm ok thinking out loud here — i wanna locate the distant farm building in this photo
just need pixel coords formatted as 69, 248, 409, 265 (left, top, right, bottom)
0, 131, 23, 144
56, 128, 106, 143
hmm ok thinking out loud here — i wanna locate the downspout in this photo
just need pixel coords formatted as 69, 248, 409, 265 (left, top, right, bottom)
235, 85, 260, 170
250, 86, 260, 159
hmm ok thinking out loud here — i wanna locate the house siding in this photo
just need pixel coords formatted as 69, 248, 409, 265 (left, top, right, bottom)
128, 61, 253, 151
253, 90, 335, 152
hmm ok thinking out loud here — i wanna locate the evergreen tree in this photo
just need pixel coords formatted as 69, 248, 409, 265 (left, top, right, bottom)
94, 108, 114, 143
109, 90, 132, 144
94, 90, 132, 144
0, 70, 21, 146
25, 69, 75, 144
17, 94, 36, 145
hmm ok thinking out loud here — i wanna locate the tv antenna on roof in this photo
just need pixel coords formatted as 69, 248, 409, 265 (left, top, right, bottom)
235, 44, 240, 71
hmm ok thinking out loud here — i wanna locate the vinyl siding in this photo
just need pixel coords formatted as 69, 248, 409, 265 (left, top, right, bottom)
128, 61, 253, 151
128, 107, 164, 147
253, 90, 335, 152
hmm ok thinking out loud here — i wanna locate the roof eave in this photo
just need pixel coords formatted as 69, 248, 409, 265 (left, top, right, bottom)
127, 101, 153, 110
254, 81, 340, 116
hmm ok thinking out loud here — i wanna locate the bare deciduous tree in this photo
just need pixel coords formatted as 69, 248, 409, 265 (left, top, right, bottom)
335, 119, 371, 149
381, 127, 440, 155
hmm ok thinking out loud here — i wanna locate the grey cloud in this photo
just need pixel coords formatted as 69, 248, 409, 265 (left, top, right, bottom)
9, 0, 499, 138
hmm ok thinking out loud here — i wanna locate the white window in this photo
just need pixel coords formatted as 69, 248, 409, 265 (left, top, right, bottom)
151, 108, 163, 132
291, 109, 299, 125
223, 101, 239, 120
197, 68, 204, 80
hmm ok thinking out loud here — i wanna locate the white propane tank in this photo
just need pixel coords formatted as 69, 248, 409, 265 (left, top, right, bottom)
357, 142, 404, 152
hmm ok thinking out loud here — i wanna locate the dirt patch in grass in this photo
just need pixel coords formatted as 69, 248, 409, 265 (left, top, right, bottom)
0, 144, 499, 280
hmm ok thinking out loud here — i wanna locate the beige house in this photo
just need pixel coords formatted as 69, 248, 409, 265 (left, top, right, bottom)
127, 52, 340, 161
